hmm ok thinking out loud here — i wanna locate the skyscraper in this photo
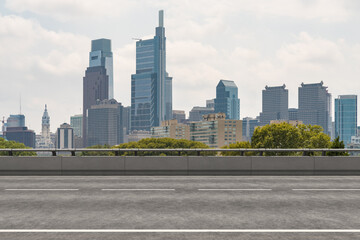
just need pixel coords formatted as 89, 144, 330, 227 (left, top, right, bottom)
259, 85, 288, 126
89, 39, 113, 99
298, 82, 331, 135
214, 80, 240, 120
87, 99, 123, 146
5, 114, 35, 148
335, 95, 357, 146
131, 10, 172, 131
83, 64, 109, 147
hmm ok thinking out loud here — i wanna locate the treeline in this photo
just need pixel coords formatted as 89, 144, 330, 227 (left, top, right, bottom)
0, 138, 36, 156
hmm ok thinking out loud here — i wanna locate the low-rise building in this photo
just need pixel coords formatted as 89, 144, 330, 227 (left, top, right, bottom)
151, 119, 190, 139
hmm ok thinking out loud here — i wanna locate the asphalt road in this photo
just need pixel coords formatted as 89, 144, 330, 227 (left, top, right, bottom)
0, 176, 360, 240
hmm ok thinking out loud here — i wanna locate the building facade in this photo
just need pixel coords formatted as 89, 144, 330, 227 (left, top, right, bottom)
298, 82, 332, 135
172, 110, 186, 124
288, 108, 298, 121
56, 123, 74, 149
87, 99, 123, 147
131, 10, 172, 131
259, 85, 288, 126
242, 117, 259, 142
151, 119, 190, 139
7, 114, 25, 128
89, 39, 113, 99
190, 113, 242, 148
83, 65, 109, 146
335, 95, 357, 146
70, 114, 83, 138
214, 80, 240, 120
189, 107, 214, 122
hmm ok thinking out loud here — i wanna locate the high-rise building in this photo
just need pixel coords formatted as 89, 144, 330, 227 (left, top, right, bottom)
172, 110, 186, 124
288, 108, 298, 121
36, 105, 54, 148
259, 85, 288, 126
70, 114, 83, 138
335, 95, 357, 146
56, 123, 74, 149
89, 39, 113, 99
214, 80, 240, 120
5, 114, 35, 148
298, 82, 331, 135
7, 114, 25, 128
206, 99, 215, 109
189, 106, 214, 122
131, 10, 172, 131
242, 117, 259, 142
83, 65, 109, 146
151, 119, 190, 140
87, 99, 123, 147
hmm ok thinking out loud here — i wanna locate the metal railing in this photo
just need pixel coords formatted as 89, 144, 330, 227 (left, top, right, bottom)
0, 148, 357, 156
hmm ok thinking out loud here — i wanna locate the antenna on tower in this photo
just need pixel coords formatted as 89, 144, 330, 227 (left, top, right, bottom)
19, 94, 22, 114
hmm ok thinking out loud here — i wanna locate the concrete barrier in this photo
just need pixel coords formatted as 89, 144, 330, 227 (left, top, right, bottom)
124, 156, 188, 175
0, 156, 360, 175
61, 156, 125, 175
251, 156, 315, 175
0, 156, 62, 175
188, 156, 252, 175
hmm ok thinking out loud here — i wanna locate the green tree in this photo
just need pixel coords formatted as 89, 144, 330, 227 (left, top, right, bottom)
114, 138, 213, 156
221, 141, 254, 156
81, 144, 115, 156
0, 137, 36, 156
327, 136, 348, 156
250, 123, 331, 155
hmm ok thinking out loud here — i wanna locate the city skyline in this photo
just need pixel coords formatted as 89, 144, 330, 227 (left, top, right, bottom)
1, 1, 360, 133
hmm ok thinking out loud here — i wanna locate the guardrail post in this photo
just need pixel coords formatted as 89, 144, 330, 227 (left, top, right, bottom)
259, 151, 263, 156
8, 150, 13, 156
322, 151, 326, 156
303, 151, 308, 156
134, 151, 137, 156
178, 151, 181, 156
71, 151, 75, 156
240, 151, 244, 156
52, 151, 56, 156
115, 151, 119, 156
197, 151, 201, 156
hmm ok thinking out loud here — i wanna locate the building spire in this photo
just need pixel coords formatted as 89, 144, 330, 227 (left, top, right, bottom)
159, 10, 164, 27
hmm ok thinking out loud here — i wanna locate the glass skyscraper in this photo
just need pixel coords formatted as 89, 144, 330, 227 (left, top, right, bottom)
131, 10, 173, 131
89, 39, 114, 99
214, 80, 240, 120
335, 95, 357, 146
259, 85, 288, 126
298, 82, 332, 135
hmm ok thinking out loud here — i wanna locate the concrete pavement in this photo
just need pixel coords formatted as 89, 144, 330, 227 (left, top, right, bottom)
0, 176, 360, 239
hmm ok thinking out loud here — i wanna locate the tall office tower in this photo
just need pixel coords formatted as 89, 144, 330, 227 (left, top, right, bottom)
87, 99, 124, 147
288, 108, 298, 121
7, 114, 25, 128
206, 99, 215, 109
259, 85, 289, 126
214, 80, 240, 120
83, 65, 109, 146
56, 123, 74, 149
131, 10, 173, 131
242, 117, 259, 142
189, 106, 214, 122
90, 39, 113, 99
298, 82, 332, 135
70, 114, 83, 138
172, 110, 186, 124
335, 95, 357, 146
5, 114, 35, 147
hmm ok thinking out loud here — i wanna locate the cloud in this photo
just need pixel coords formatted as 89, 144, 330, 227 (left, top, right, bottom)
0, 14, 89, 133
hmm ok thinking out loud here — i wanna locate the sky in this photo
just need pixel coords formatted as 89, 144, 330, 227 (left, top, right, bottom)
1, 0, 360, 133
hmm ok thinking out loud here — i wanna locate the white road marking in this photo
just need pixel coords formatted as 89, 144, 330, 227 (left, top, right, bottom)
101, 189, 175, 191
5, 189, 79, 191
293, 189, 360, 191
198, 189, 272, 191
0, 229, 359, 233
